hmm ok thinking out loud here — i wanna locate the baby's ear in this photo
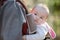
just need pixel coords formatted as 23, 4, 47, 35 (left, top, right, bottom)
45, 19, 47, 22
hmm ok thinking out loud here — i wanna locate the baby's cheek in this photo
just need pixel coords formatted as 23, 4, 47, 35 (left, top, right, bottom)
38, 19, 44, 24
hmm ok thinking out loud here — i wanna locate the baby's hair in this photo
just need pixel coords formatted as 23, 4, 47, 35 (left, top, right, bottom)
34, 3, 49, 15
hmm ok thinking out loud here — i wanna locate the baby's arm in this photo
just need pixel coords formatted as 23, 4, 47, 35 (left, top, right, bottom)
22, 31, 45, 40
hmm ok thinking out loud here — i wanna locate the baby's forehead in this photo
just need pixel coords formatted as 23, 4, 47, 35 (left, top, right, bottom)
34, 4, 49, 15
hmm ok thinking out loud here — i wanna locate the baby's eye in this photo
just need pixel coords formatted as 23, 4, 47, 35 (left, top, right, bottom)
40, 17, 43, 19
34, 13, 37, 15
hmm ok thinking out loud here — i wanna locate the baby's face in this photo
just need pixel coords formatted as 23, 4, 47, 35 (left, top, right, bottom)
33, 10, 48, 24
36, 11, 48, 21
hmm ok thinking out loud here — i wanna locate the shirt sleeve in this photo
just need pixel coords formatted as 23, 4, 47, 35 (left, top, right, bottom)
24, 26, 45, 40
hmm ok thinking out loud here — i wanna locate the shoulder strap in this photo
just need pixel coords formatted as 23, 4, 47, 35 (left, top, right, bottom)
16, 0, 28, 14
16, 0, 30, 35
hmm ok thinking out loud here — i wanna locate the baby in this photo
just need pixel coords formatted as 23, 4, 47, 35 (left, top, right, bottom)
23, 3, 56, 40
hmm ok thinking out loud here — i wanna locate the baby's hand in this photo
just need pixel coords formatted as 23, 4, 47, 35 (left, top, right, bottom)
22, 35, 26, 40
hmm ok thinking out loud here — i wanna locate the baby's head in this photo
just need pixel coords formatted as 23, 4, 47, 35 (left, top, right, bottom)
31, 3, 49, 23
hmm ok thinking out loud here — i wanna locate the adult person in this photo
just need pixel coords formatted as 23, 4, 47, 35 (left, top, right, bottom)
0, 0, 29, 40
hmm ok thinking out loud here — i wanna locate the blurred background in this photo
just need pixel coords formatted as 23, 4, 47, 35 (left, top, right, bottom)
21, 0, 60, 40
